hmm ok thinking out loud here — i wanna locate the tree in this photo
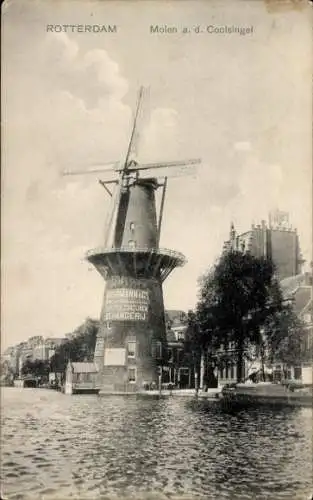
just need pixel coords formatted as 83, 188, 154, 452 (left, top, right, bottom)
184, 310, 202, 389
21, 359, 50, 381
49, 317, 99, 374
265, 305, 306, 377
194, 250, 284, 382
185, 307, 220, 388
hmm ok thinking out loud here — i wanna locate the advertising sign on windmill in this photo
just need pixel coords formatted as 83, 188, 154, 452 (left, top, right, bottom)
104, 277, 150, 321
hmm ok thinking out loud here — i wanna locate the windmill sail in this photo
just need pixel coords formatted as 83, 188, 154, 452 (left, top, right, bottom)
62, 161, 120, 177
108, 87, 150, 247
103, 181, 125, 248
125, 86, 151, 166
61, 86, 201, 251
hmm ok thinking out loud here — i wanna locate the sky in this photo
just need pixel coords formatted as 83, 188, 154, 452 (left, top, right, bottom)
2, 0, 312, 350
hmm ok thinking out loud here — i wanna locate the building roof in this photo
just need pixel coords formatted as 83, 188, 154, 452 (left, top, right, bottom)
280, 273, 312, 317
172, 325, 187, 332
280, 273, 310, 296
293, 288, 312, 317
166, 324, 188, 343
71, 362, 98, 373
165, 310, 187, 324
45, 337, 67, 345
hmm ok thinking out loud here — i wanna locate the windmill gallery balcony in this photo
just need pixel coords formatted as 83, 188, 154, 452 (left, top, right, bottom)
86, 246, 187, 282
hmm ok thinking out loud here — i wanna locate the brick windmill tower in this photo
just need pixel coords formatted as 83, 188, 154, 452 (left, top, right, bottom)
64, 88, 200, 393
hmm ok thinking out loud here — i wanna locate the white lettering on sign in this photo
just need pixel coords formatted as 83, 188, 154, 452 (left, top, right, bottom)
107, 288, 149, 300
105, 311, 147, 321
104, 279, 150, 322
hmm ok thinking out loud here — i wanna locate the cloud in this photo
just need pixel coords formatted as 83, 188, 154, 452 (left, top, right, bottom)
43, 32, 128, 106
2, 33, 133, 345
139, 108, 180, 161
2, 31, 185, 348
4, 31, 134, 206
45, 31, 79, 62
234, 141, 251, 151
225, 154, 284, 230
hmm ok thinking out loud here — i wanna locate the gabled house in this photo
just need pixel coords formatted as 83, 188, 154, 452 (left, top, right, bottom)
64, 361, 99, 395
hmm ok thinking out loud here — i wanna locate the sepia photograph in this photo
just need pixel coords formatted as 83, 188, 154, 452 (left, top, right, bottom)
1, 1, 312, 499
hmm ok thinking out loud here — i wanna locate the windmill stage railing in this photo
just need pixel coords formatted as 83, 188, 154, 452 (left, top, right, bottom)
85, 246, 187, 265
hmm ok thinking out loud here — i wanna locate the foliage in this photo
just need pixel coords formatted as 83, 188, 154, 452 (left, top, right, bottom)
264, 305, 307, 366
49, 317, 99, 373
192, 250, 285, 381
183, 310, 201, 365
21, 359, 50, 381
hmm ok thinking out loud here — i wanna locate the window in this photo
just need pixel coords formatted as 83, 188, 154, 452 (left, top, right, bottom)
155, 341, 162, 359
128, 367, 136, 383
168, 348, 173, 362
129, 222, 135, 232
107, 322, 112, 330
127, 341, 136, 358
177, 331, 185, 341
128, 240, 136, 248
303, 313, 311, 324
294, 366, 302, 380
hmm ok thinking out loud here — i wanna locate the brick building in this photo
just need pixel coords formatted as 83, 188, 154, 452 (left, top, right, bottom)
164, 310, 192, 388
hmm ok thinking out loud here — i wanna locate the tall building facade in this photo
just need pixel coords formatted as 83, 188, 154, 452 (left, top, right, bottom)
223, 210, 304, 280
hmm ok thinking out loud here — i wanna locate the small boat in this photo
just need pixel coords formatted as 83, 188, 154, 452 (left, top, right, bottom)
62, 385, 100, 395
220, 381, 312, 408
13, 376, 38, 388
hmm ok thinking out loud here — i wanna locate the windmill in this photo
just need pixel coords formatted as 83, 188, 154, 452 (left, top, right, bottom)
63, 87, 201, 393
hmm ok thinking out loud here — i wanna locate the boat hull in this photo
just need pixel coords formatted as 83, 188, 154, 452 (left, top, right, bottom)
221, 383, 312, 409
71, 388, 100, 395
221, 392, 312, 409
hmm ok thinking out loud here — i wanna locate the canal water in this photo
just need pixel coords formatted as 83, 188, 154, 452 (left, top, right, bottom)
1, 388, 312, 500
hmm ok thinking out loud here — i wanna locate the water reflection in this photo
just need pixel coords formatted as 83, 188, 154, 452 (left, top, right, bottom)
1, 388, 312, 500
